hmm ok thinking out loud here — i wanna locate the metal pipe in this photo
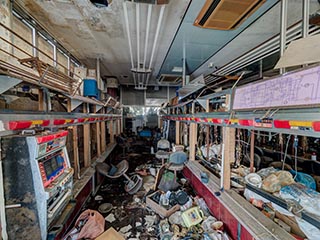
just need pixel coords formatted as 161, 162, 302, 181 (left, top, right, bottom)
143, 4, 152, 70
302, 0, 310, 38
136, 3, 140, 71
206, 24, 320, 84
146, 5, 165, 87
206, 23, 303, 83
182, 39, 186, 87
97, 57, 100, 89
53, 43, 57, 67
280, 0, 288, 74
32, 27, 37, 57
67, 55, 70, 77
122, 2, 136, 86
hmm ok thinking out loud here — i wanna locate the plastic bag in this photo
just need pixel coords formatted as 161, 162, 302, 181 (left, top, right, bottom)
280, 183, 320, 217
75, 209, 105, 239
158, 170, 180, 191
289, 170, 316, 190
262, 171, 294, 193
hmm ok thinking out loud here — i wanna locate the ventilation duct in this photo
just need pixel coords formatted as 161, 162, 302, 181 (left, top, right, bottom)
194, 0, 266, 30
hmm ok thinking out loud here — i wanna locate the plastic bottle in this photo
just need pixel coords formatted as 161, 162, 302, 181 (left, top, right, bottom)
312, 152, 317, 161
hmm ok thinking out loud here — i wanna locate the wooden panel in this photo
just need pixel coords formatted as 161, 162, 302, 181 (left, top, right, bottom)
194, 0, 266, 30
189, 123, 197, 161
83, 104, 91, 167
222, 127, 235, 190
72, 126, 80, 179
12, 18, 32, 59
109, 120, 114, 144
175, 121, 180, 145
38, 89, 45, 111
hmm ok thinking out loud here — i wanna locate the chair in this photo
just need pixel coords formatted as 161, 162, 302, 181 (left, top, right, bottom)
166, 151, 188, 181
96, 160, 142, 194
155, 138, 171, 165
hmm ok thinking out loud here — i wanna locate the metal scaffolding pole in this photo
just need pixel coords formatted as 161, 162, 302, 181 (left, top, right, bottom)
280, 0, 288, 74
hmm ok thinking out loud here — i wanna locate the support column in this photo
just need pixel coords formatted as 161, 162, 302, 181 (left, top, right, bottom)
110, 120, 114, 144
83, 104, 91, 167
68, 99, 80, 178
250, 130, 255, 173
101, 109, 106, 153
175, 121, 180, 145
94, 106, 101, 157
38, 89, 45, 111
221, 127, 235, 190
189, 123, 197, 161
280, 0, 288, 74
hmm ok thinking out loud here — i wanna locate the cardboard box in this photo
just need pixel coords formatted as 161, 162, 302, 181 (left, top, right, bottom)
95, 227, 124, 240
146, 191, 180, 218
74, 67, 87, 79
87, 69, 97, 79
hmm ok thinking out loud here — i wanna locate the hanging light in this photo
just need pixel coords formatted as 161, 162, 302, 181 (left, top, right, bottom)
122, 1, 166, 90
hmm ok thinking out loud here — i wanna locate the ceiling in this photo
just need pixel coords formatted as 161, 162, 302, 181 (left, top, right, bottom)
15, 0, 320, 88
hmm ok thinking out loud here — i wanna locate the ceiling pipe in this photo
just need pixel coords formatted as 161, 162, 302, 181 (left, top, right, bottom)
207, 26, 320, 84
146, 5, 165, 86
136, 3, 140, 71
122, 2, 136, 86
220, 27, 320, 77
143, 4, 152, 70
302, 0, 310, 38
206, 22, 320, 84
280, 0, 288, 74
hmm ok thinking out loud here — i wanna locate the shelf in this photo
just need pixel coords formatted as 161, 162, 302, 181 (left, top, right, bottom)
162, 108, 320, 137
0, 111, 121, 134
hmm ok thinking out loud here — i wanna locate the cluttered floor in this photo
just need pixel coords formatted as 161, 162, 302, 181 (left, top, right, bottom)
66, 137, 230, 240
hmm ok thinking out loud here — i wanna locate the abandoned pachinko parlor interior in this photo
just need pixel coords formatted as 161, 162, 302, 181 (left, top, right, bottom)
2, 0, 320, 239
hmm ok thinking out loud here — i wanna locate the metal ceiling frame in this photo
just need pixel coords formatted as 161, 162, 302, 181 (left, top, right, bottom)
123, 1, 166, 90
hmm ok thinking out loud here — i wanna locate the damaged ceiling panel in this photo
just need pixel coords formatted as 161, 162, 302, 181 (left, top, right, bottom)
15, 0, 190, 86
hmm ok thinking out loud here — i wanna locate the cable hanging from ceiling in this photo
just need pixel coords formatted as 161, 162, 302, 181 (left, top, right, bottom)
122, 0, 166, 90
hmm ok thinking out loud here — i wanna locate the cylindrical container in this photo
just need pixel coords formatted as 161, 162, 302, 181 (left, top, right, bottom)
312, 152, 317, 161
83, 79, 98, 98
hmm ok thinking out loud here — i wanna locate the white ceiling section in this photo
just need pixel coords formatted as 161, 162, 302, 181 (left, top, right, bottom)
16, 0, 190, 85
14, 0, 320, 90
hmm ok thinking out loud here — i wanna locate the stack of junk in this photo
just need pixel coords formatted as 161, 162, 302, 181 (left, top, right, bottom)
63, 133, 231, 240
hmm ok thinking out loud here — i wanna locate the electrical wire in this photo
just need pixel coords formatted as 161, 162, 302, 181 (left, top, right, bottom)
282, 134, 291, 170
293, 136, 298, 180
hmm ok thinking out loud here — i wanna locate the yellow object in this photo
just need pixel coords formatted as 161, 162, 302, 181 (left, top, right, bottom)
181, 207, 203, 228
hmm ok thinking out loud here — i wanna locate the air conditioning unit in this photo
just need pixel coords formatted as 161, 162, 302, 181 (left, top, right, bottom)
194, 0, 266, 30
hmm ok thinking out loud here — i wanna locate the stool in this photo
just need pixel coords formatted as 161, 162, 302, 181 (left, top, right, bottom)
96, 160, 142, 194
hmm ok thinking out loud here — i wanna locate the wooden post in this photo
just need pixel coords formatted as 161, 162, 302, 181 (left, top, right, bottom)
189, 123, 197, 161
67, 99, 80, 178
117, 119, 121, 135
72, 126, 80, 179
250, 130, 255, 173
101, 108, 106, 153
110, 120, 114, 144
38, 89, 45, 111
222, 127, 235, 190
206, 99, 210, 160
95, 106, 101, 157
83, 104, 91, 167
175, 121, 180, 145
